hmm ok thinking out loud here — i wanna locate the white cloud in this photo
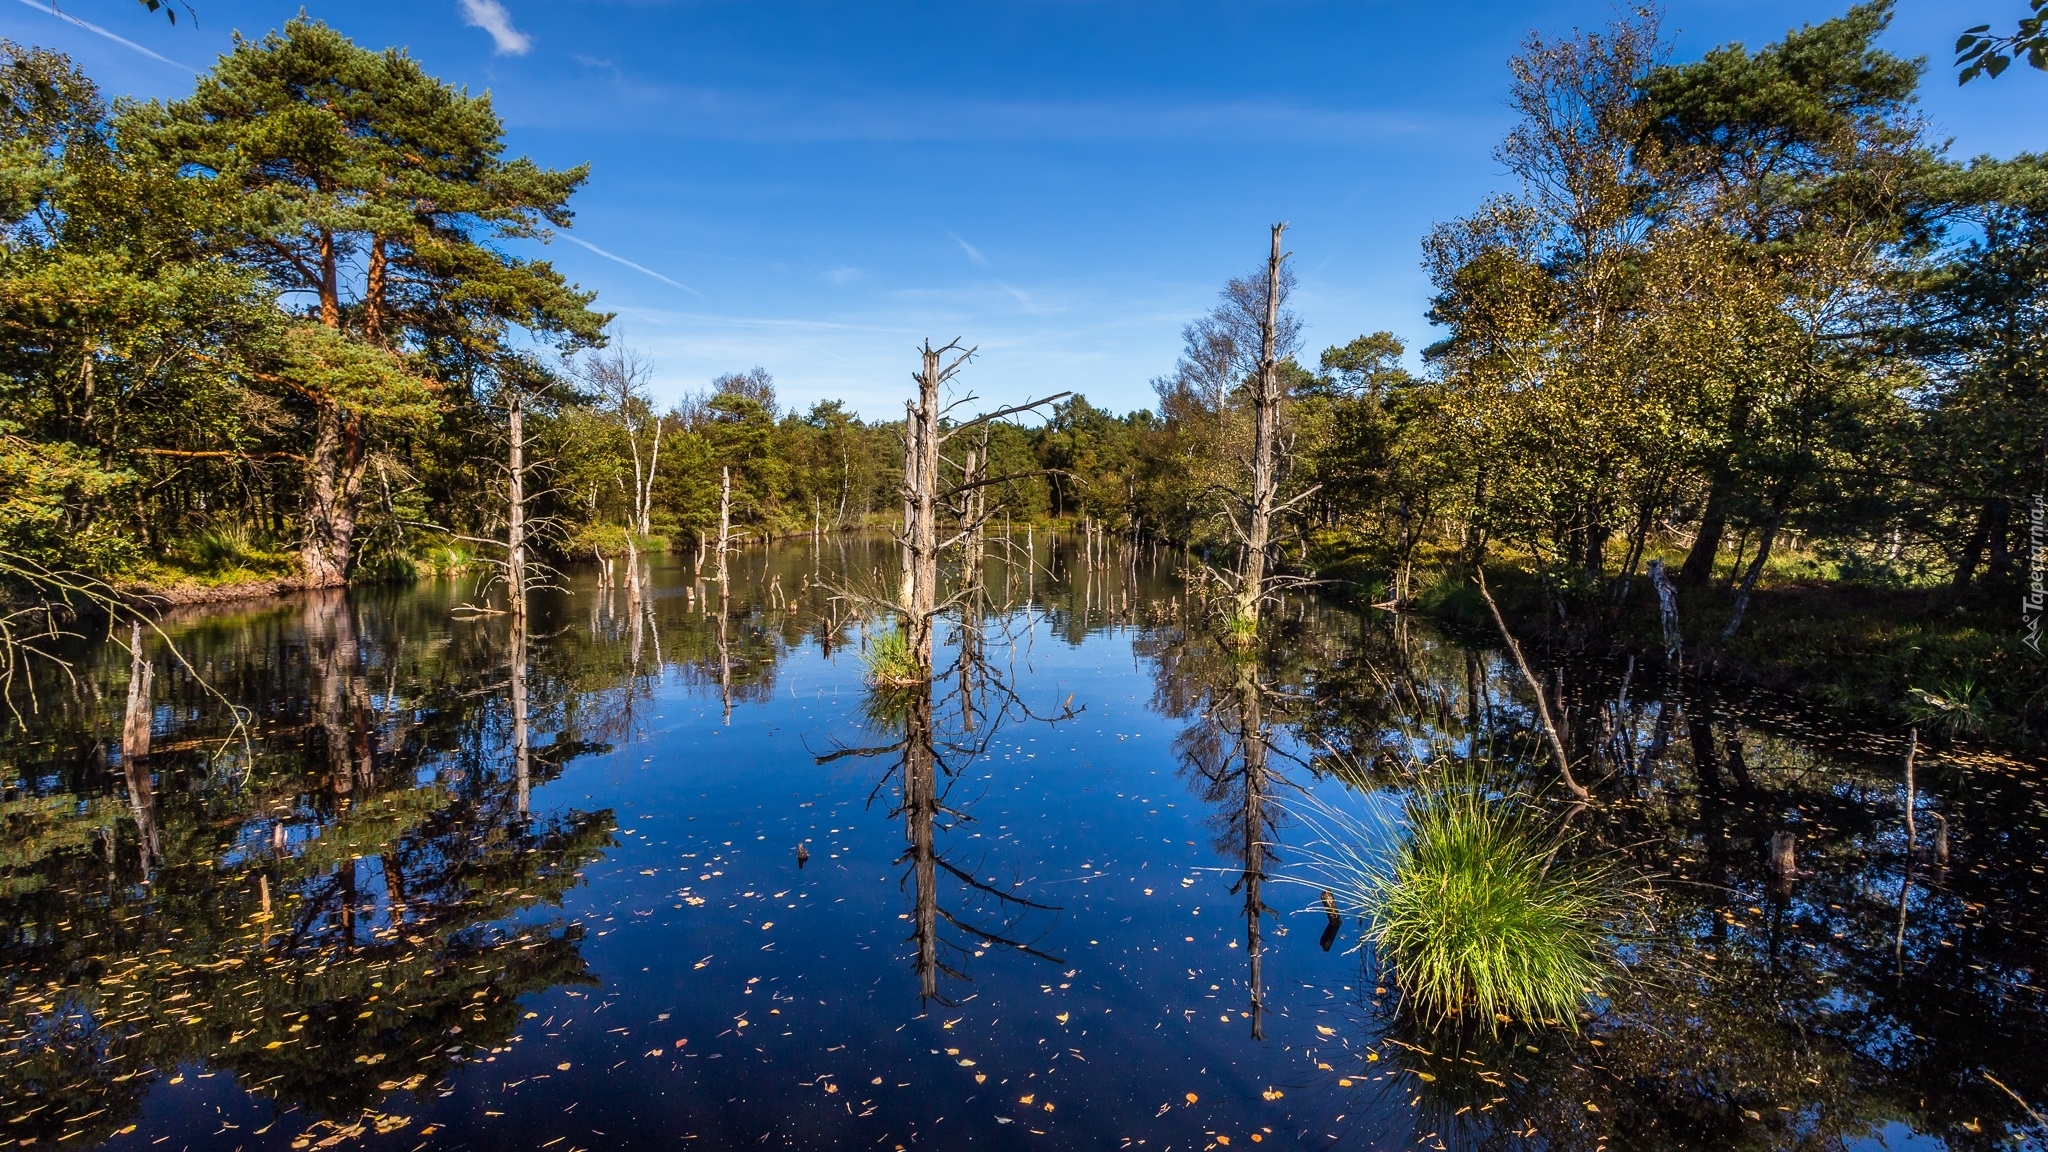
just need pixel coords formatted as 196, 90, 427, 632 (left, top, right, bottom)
950, 233, 989, 266
458, 0, 531, 55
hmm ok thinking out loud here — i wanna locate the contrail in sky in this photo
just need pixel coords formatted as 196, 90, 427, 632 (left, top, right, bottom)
560, 234, 703, 297
12, 0, 198, 72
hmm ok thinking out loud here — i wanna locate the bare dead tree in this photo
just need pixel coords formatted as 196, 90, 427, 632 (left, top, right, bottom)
508, 388, 529, 623
892, 339, 1069, 678
712, 464, 735, 595
575, 346, 663, 537
1234, 223, 1315, 632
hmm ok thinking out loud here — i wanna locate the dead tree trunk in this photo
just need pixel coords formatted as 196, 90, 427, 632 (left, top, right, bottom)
121, 620, 159, 870
1649, 558, 1681, 660
1234, 224, 1289, 631
639, 414, 663, 538
507, 390, 528, 624
716, 465, 733, 588
900, 343, 951, 673
511, 613, 530, 815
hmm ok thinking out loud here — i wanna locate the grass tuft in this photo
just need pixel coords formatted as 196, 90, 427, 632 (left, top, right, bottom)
1365, 782, 1614, 1030
861, 626, 924, 687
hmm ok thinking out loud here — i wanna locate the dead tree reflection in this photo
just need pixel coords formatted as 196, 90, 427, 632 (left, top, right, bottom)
818, 616, 1075, 1006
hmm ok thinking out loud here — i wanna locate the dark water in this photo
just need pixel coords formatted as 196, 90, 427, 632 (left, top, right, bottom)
2, 539, 2044, 1151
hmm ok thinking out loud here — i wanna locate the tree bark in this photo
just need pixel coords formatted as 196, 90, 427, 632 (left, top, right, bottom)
717, 466, 733, 587
902, 346, 945, 672
508, 389, 527, 623
1678, 470, 1731, 586
300, 399, 365, 588
1235, 223, 1287, 632
1721, 509, 1783, 640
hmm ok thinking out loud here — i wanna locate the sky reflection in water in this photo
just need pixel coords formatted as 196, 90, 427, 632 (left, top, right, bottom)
1, 540, 2044, 1151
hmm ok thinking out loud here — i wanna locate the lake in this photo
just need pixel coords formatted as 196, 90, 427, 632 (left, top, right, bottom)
2, 537, 2044, 1151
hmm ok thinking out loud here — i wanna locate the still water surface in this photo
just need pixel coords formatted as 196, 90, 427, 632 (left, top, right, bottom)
2, 540, 2044, 1151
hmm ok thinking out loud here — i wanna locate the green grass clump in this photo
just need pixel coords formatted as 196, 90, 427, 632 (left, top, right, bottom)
861, 626, 923, 686
1367, 784, 1614, 1029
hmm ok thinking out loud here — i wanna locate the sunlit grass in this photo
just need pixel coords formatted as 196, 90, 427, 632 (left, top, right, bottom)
861, 626, 923, 687
1369, 783, 1613, 1028
1283, 774, 1619, 1031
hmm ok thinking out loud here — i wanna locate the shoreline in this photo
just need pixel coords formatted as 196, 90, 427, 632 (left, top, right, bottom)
120, 575, 312, 609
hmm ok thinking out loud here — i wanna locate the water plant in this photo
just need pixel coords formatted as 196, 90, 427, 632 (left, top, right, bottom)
1284, 775, 1619, 1031
1907, 669, 1989, 737
1367, 783, 1614, 1028
861, 625, 923, 687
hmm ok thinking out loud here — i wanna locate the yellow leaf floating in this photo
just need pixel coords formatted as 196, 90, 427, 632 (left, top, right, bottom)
1316, 1025, 1336, 1036
1261, 1088, 1283, 1101
975, 1073, 986, 1084
1186, 1093, 1199, 1104
1415, 1072, 1437, 1082
1055, 1013, 1070, 1025
1019, 1095, 1035, 1105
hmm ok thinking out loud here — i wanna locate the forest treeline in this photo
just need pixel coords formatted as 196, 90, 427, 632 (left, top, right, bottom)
0, 4, 2042, 712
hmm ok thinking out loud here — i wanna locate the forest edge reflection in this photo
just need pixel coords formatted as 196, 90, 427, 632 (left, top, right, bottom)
0, 539, 2044, 1150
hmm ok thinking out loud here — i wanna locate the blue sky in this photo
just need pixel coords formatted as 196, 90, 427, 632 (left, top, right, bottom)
5, 0, 2042, 418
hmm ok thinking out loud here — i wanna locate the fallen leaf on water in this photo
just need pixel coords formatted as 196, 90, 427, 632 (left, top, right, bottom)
1316, 1025, 1336, 1036
1337, 1079, 1353, 1088
1185, 1093, 1199, 1105
1020, 1095, 1035, 1105
1055, 1013, 1070, 1024
1415, 1072, 1437, 1082
557, 1063, 571, 1071
1261, 1088, 1283, 1101
824, 1083, 839, 1094
1043, 1103, 1054, 1112
958, 1059, 976, 1067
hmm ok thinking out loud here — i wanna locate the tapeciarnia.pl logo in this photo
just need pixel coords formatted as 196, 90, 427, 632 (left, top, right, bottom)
2027, 493, 2044, 655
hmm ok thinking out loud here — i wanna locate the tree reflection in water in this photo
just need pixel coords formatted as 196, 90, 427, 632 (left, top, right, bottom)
1135, 584, 2048, 1151
820, 580, 1074, 1005
0, 590, 616, 1147
0, 543, 2043, 1150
